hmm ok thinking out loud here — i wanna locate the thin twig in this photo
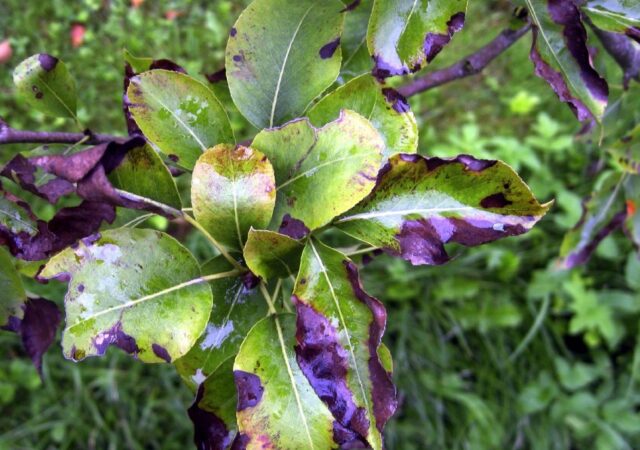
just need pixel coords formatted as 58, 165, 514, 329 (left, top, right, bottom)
0, 120, 124, 146
259, 282, 278, 315
397, 23, 531, 98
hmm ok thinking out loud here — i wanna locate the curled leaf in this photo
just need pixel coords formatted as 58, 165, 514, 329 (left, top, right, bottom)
583, 0, 640, 42
526, 0, 609, 121
243, 229, 304, 280
336, 153, 551, 265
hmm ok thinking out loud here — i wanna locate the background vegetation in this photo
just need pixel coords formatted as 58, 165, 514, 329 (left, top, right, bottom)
1, 1, 639, 449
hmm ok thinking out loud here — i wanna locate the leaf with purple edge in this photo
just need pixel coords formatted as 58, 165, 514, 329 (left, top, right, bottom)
188, 356, 238, 450
126, 70, 234, 169
307, 74, 418, 161
175, 255, 267, 391
335, 153, 551, 266
340, 0, 374, 80
19, 297, 61, 374
293, 239, 396, 450
526, 0, 609, 122
233, 314, 338, 450
367, 0, 468, 79
13, 53, 77, 119
560, 172, 626, 268
243, 229, 304, 280
583, 0, 640, 41
225, 0, 345, 128
251, 110, 384, 235
39, 228, 213, 363
192, 144, 276, 251
589, 26, 640, 89
0, 247, 27, 330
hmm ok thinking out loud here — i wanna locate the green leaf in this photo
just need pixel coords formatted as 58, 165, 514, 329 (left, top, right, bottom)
341, 0, 374, 80
0, 247, 27, 329
39, 228, 212, 363
175, 256, 267, 390
226, 0, 345, 128
526, 0, 609, 121
367, 0, 467, 78
123, 49, 153, 74
336, 154, 551, 265
293, 240, 396, 450
108, 143, 182, 210
13, 54, 77, 119
308, 75, 418, 160
252, 110, 384, 233
243, 229, 304, 280
126, 70, 234, 170
192, 144, 276, 251
0, 193, 38, 239
583, 0, 640, 35
233, 314, 338, 449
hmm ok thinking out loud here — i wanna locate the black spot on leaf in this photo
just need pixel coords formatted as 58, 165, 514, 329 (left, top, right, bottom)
38, 53, 58, 71
234, 370, 264, 411
319, 38, 341, 59
480, 193, 512, 209
152, 343, 171, 362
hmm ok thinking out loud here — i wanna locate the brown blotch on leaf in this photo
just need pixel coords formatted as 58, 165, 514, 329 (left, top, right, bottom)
480, 193, 512, 209
319, 38, 341, 59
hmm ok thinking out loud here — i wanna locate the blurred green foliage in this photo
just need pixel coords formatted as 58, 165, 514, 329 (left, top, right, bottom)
1, 1, 640, 449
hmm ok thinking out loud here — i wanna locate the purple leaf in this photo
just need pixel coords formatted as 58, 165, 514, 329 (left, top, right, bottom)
15, 298, 61, 375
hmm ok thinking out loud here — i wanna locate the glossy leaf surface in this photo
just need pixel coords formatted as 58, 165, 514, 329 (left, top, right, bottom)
583, 0, 640, 39
108, 143, 182, 210
308, 74, 418, 160
367, 0, 467, 79
234, 314, 338, 449
175, 256, 267, 390
13, 54, 77, 118
226, 0, 344, 128
526, 0, 609, 121
127, 70, 233, 169
336, 154, 551, 265
40, 228, 212, 363
243, 229, 303, 280
341, 0, 374, 80
0, 247, 27, 329
192, 144, 276, 251
293, 240, 396, 449
252, 110, 384, 234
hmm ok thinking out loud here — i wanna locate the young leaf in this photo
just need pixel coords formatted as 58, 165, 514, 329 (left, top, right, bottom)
243, 229, 304, 280
583, 0, 640, 40
367, 0, 467, 79
0, 247, 27, 330
13, 54, 77, 119
560, 172, 626, 268
251, 110, 384, 236
192, 144, 276, 251
307, 74, 418, 160
175, 256, 267, 390
188, 356, 238, 450
340, 0, 375, 80
226, 0, 345, 128
526, 0, 609, 121
293, 239, 396, 450
108, 143, 182, 210
233, 314, 338, 449
39, 228, 213, 363
335, 154, 551, 266
126, 70, 234, 169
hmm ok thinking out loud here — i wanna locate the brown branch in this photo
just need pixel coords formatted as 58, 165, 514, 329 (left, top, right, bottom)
0, 118, 124, 146
398, 23, 532, 98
